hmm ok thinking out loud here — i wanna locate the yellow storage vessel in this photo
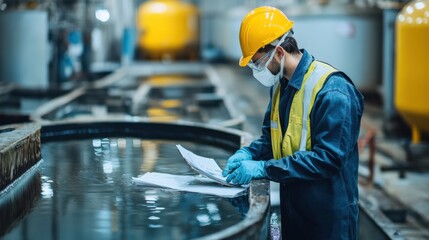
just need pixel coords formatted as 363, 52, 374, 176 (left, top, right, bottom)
395, 0, 429, 143
136, 0, 199, 60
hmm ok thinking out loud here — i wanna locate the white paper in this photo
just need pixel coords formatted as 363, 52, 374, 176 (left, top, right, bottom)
132, 172, 247, 198
176, 144, 234, 186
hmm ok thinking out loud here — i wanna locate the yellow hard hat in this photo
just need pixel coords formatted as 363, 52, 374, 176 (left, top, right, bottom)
239, 6, 294, 67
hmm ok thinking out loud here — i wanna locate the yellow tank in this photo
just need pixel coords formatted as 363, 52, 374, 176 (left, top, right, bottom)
136, 0, 199, 60
395, 0, 429, 143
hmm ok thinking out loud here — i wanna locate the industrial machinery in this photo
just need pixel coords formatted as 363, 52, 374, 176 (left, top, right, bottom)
136, 0, 199, 61
395, 0, 429, 144
286, 6, 383, 91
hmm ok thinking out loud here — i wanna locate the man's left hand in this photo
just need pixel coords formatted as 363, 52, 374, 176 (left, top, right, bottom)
226, 160, 266, 185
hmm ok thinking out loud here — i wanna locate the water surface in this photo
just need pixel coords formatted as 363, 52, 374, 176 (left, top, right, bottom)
1, 138, 248, 240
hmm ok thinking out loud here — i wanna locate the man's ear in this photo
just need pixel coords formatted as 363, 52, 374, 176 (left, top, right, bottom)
274, 47, 285, 61
276, 47, 285, 57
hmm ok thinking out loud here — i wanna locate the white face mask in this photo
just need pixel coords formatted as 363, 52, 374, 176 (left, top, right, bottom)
248, 32, 289, 87
252, 54, 285, 87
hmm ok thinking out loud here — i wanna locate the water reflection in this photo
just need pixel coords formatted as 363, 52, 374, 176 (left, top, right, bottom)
1, 139, 249, 239
141, 141, 159, 172
41, 176, 54, 198
228, 194, 250, 217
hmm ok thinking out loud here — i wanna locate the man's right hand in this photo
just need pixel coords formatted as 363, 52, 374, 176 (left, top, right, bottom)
222, 149, 252, 177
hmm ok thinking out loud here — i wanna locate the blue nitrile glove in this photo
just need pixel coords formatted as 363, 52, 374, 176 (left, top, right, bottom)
222, 149, 252, 177
226, 160, 266, 185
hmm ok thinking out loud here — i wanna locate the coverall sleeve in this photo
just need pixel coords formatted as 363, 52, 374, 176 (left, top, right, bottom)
264, 82, 362, 182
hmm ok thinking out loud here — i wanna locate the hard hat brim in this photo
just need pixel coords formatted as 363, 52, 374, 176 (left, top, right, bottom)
239, 55, 252, 67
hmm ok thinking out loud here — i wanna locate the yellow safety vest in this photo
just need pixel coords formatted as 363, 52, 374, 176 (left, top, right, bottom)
270, 61, 337, 159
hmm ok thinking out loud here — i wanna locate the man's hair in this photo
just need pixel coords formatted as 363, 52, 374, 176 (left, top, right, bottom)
258, 32, 300, 55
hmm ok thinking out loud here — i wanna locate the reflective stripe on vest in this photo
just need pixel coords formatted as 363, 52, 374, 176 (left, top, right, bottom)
270, 61, 337, 160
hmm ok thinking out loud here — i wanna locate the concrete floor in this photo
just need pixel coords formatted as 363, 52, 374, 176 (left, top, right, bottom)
213, 63, 429, 238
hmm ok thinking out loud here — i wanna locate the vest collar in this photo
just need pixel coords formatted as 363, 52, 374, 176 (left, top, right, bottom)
287, 49, 314, 90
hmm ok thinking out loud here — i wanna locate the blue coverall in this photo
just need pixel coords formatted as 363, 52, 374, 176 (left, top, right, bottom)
242, 49, 364, 239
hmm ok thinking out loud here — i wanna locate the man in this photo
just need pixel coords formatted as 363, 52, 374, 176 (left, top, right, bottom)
222, 6, 364, 240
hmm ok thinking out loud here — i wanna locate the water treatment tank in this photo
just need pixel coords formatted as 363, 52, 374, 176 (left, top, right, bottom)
395, 0, 429, 143
136, 0, 199, 60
